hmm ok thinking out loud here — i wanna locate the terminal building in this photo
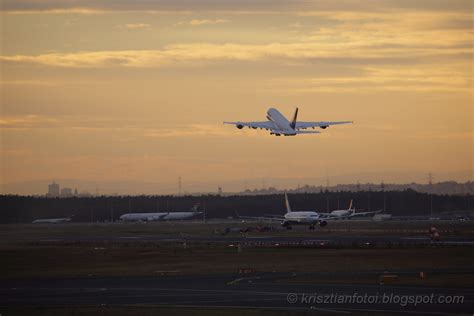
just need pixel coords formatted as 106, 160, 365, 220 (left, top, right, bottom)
60, 188, 73, 197
47, 181, 60, 197
47, 182, 77, 197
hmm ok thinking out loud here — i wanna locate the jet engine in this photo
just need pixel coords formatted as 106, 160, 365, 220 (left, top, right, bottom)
318, 220, 327, 227
236, 124, 244, 129
320, 125, 328, 129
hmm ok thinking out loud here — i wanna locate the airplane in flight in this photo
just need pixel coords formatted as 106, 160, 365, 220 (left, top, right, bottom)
32, 216, 73, 224
238, 193, 330, 230
321, 200, 382, 219
119, 204, 202, 222
224, 107, 352, 136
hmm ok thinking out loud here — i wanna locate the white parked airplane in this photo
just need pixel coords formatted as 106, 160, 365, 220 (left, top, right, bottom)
238, 193, 330, 230
321, 200, 382, 219
119, 204, 202, 222
224, 107, 352, 136
32, 217, 72, 224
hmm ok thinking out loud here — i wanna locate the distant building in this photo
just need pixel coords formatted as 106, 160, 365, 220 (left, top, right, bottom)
61, 187, 73, 197
218, 187, 223, 196
47, 181, 60, 197
79, 191, 92, 197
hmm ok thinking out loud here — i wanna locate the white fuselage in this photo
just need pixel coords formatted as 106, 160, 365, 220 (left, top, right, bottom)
119, 211, 200, 222
283, 211, 322, 224
32, 218, 71, 224
266, 108, 296, 135
163, 212, 199, 220
330, 210, 354, 218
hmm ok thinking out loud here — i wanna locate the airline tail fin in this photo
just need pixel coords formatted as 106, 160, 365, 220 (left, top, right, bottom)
349, 199, 353, 211
290, 107, 298, 129
285, 193, 292, 213
191, 204, 201, 212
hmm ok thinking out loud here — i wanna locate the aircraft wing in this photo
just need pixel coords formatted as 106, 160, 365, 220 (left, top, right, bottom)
296, 130, 321, 134
235, 211, 285, 221
223, 121, 276, 130
296, 121, 353, 130
264, 214, 287, 218
350, 210, 382, 217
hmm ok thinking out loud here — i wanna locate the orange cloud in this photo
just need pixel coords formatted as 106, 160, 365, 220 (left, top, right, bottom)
1, 40, 471, 68
124, 23, 151, 29
176, 19, 229, 26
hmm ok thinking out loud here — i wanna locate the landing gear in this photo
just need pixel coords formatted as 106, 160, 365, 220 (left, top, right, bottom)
282, 222, 292, 230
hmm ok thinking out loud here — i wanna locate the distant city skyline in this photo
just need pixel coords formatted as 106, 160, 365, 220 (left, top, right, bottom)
2, 170, 472, 196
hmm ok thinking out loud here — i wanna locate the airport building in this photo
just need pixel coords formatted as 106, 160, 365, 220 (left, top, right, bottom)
47, 181, 60, 197
60, 187, 73, 197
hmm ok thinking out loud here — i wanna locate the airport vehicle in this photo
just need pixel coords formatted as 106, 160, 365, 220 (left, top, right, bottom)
224, 107, 352, 136
119, 204, 202, 222
321, 200, 382, 219
32, 217, 72, 224
238, 193, 329, 229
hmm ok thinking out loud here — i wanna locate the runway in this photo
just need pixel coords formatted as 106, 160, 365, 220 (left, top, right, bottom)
2, 272, 473, 315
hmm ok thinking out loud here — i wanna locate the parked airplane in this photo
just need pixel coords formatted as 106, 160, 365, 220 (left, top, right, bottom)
238, 193, 330, 230
32, 217, 72, 224
224, 107, 352, 136
321, 200, 382, 219
119, 204, 202, 222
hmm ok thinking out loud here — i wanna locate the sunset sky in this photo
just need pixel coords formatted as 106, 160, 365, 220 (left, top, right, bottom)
0, 0, 472, 194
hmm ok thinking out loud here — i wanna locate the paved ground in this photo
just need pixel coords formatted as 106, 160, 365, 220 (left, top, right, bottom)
1, 273, 472, 315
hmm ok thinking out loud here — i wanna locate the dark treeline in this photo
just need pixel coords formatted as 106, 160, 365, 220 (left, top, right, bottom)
0, 190, 472, 224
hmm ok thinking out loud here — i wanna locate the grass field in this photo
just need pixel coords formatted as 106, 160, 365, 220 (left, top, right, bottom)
1, 221, 473, 281
2, 244, 474, 281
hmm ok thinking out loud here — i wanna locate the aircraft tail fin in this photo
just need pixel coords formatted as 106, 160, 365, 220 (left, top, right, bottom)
349, 199, 353, 211
290, 107, 298, 129
285, 193, 292, 213
191, 204, 201, 212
